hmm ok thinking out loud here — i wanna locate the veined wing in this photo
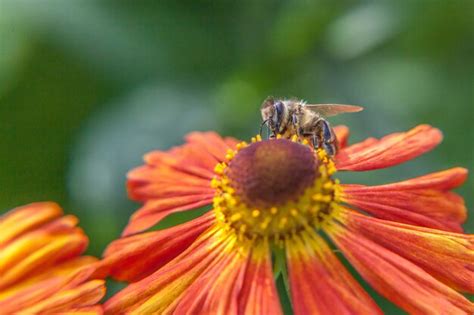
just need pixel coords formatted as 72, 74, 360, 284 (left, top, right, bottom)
305, 104, 364, 117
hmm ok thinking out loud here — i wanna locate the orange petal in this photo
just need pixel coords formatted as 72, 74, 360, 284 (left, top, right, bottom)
0, 202, 62, 247
0, 216, 88, 289
122, 195, 213, 236
333, 125, 350, 149
0, 203, 103, 314
67, 306, 104, 314
287, 232, 382, 315
99, 212, 214, 282
342, 168, 468, 232
173, 243, 282, 315
104, 227, 233, 314
20, 280, 105, 314
172, 245, 249, 315
185, 131, 239, 162
144, 131, 238, 179
237, 244, 283, 315
145, 142, 217, 174
340, 209, 474, 293
125, 132, 238, 235
224, 136, 240, 148
128, 164, 213, 200
336, 125, 442, 171
328, 224, 474, 314
129, 180, 214, 201
353, 167, 468, 191
0, 256, 98, 309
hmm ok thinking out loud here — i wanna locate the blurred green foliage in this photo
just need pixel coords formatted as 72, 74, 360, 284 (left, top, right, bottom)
0, 1, 473, 313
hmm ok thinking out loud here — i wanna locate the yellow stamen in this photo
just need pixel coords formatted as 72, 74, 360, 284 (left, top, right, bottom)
251, 210, 260, 218
230, 213, 242, 222
212, 137, 340, 245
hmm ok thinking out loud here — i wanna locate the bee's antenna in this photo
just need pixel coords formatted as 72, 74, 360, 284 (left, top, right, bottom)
260, 119, 269, 138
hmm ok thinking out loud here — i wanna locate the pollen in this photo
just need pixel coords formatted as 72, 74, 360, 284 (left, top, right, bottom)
212, 137, 340, 245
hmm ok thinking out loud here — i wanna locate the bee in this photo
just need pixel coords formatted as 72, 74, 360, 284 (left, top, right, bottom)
260, 97, 363, 156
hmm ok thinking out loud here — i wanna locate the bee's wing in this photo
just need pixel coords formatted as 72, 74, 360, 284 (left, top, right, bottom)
305, 104, 364, 117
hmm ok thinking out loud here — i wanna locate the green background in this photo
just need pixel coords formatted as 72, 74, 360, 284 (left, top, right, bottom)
1, 1, 472, 313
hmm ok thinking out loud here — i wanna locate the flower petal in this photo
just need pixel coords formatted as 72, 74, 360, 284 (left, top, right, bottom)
66, 306, 104, 314
287, 232, 382, 315
336, 125, 442, 171
171, 244, 249, 315
185, 131, 239, 162
0, 256, 98, 312
237, 244, 283, 315
0, 215, 88, 289
0, 202, 104, 313
104, 227, 234, 314
122, 195, 214, 236
20, 280, 105, 314
143, 131, 238, 179
125, 132, 237, 235
327, 223, 474, 315
0, 202, 62, 247
340, 209, 474, 293
144, 144, 217, 179
99, 212, 214, 282
333, 125, 350, 149
342, 168, 468, 232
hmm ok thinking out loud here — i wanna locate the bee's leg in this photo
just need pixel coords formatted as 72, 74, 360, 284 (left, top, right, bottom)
312, 133, 319, 149
260, 119, 269, 139
292, 113, 300, 138
322, 142, 336, 156
321, 120, 333, 143
320, 120, 337, 156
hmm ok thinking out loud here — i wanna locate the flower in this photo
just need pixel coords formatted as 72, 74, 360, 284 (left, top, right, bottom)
0, 202, 106, 314
102, 125, 473, 314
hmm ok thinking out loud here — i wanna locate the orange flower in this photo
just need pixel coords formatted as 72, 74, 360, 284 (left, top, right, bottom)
0, 202, 106, 314
102, 125, 473, 314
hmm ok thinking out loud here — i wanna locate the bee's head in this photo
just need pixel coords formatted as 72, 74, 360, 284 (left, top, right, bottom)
260, 97, 284, 134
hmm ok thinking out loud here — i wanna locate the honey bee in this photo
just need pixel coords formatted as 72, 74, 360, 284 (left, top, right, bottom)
260, 97, 363, 156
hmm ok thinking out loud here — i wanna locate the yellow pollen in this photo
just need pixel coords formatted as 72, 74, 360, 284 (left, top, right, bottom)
252, 210, 261, 217
310, 205, 320, 213
235, 141, 248, 151
323, 182, 333, 189
312, 193, 323, 201
260, 217, 272, 230
211, 178, 220, 188
225, 149, 235, 161
251, 135, 263, 143
230, 213, 242, 222
214, 163, 226, 175
212, 137, 341, 244
279, 217, 288, 228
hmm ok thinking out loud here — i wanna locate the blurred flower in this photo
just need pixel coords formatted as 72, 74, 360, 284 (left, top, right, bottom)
102, 126, 472, 314
0, 202, 105, 314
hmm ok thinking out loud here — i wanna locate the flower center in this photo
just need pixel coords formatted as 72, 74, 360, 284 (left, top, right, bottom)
212, 136, 341, 244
